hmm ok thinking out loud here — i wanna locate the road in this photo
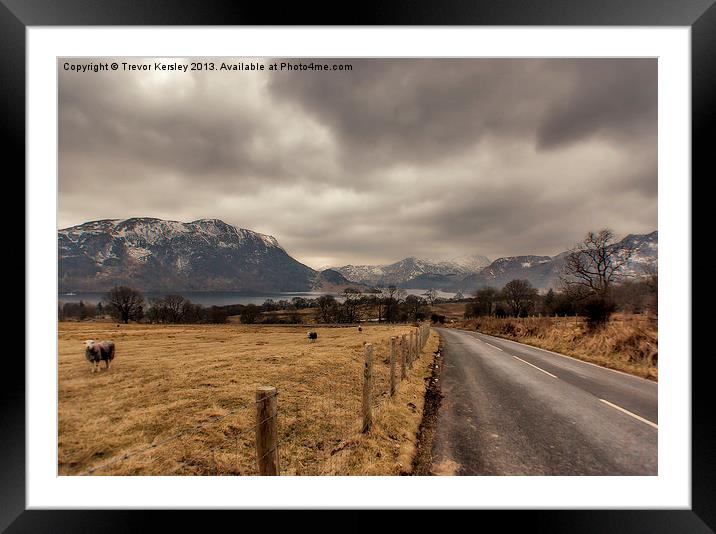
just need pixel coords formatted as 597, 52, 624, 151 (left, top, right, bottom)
431, 327, 658, 475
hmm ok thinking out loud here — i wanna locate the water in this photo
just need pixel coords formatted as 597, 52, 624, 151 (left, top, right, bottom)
58, 288, 458, 307
403, 288, 457, 300
57, 291, 331, 307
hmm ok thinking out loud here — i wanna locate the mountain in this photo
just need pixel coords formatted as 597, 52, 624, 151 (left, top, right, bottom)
617, 231, 658, 277
333, 254, 491, 287
58, 217, 320, 292
457, 231, 658, 292
442, 253, 492, 272
334, 232, 658, 293
313, 269, 365, 292
461, 255, 555, 291
59, 219, 657, 294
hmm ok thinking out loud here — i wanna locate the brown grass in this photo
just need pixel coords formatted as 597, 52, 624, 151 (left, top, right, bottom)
58, 322, 437, 475
448, 314, 657, 380
429, 302, 468, 322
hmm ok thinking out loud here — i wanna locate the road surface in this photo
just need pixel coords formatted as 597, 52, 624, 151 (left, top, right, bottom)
431, 327, 658, 475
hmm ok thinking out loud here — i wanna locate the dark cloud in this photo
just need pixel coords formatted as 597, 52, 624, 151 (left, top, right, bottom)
536, 59, 657, 149
268, 59, 656, 169
59, 57, 657, 267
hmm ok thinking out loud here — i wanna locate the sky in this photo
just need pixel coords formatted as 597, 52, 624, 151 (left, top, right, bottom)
58, 58, 657, 269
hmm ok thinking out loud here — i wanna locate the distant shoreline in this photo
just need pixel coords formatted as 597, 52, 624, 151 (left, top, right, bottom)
57, 288, 458, 307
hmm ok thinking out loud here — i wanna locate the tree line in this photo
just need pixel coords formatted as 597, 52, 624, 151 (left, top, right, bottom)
58, 285, 438, 325
465, 229, 657, 328
59, 287, 230, 324
238, 287, 433, 324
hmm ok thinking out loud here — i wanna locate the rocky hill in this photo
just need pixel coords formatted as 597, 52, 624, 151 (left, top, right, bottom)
58, 218, 321, 292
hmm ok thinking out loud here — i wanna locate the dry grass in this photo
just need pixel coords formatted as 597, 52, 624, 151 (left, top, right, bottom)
449, 315, 657, 380
322, 332, 439, 475
58, 322, 436, 475
429, 302, 468, 321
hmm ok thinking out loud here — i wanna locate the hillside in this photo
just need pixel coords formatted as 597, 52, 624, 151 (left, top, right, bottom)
335, 232, 658, 292
58, 218, 318, 292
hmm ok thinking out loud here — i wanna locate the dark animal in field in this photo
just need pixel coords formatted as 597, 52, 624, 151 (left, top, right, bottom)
358, 326, 362, 332
85, 340, 116, 373
307, 331, 318, 342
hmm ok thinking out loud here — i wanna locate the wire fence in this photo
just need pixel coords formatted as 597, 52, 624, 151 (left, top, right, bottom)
77, 323, 433, 476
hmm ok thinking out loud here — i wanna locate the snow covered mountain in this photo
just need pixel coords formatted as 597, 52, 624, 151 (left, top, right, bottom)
58, 217, 320, 292
457, 231, 658, 292
335, 232, 658, 292
616, 231, 658, 277
446, 252, 492, 272
58, 218, 657, 294
458, 255, 557, 291
333, 254, 491, 287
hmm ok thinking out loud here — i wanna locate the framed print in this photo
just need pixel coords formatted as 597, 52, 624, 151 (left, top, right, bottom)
6, 0, 712, 530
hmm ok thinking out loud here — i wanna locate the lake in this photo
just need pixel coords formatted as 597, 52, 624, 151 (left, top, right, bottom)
57, 288, 458, 307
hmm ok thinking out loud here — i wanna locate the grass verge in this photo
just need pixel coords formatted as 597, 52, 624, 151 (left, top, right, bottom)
448, 315, 657, 380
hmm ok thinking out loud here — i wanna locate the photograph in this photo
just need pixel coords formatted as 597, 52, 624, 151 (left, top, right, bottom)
56, 56, 659, 477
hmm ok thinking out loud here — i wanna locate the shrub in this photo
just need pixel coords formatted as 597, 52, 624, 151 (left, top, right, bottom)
431, 314, 446, 324
240, 304, 262, 324
582, 297, 617, 329
501, 321, 517, 337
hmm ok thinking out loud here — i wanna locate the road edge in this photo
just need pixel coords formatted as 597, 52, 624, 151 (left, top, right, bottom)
411, 336, 444, 476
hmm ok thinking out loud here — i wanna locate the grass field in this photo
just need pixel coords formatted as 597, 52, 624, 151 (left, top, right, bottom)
58, 322, 438, 475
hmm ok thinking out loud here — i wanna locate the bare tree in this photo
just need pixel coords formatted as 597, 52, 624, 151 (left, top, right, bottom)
316, 295, 337, 323
343, 288, 362, 323
369, 294, 386, 323
560, 229, 635, 298
423, 288, 438, 306
104, 286, 145, 324
468, 287, 499, 317
383, 285, 406, 323
149, 294, 189, 323
404, 294, 426, 321
501, 279, 537, 317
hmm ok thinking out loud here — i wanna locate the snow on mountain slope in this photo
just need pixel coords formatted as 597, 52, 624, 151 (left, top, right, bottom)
58, 217, 314, 292
333, 253, 491, 286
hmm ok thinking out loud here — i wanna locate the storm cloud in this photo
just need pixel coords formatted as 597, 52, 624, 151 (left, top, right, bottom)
59, 58, 657, 268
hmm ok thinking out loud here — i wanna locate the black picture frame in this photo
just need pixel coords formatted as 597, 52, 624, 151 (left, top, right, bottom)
6, 0, 710, 530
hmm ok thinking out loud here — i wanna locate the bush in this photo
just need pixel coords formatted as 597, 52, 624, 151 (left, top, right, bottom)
240, 304, 262, 324
582, 297, 617, 329
206, 306, 228, 324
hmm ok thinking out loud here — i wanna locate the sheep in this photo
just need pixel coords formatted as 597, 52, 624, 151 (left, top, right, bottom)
84, 340, 116, 373
307, 331, 318, 342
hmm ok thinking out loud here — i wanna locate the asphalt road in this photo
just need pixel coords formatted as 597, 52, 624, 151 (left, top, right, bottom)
431, 327, 658, 475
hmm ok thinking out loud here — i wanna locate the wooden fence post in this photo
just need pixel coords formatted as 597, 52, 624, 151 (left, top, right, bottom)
362, 343, 373, 433
255, 385, 279, 476
407, 332, 414, 369
389, 336, 397, 397
400, 335, 407, 380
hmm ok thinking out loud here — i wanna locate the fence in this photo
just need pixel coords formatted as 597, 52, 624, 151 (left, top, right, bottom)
78, 322, 432, 476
